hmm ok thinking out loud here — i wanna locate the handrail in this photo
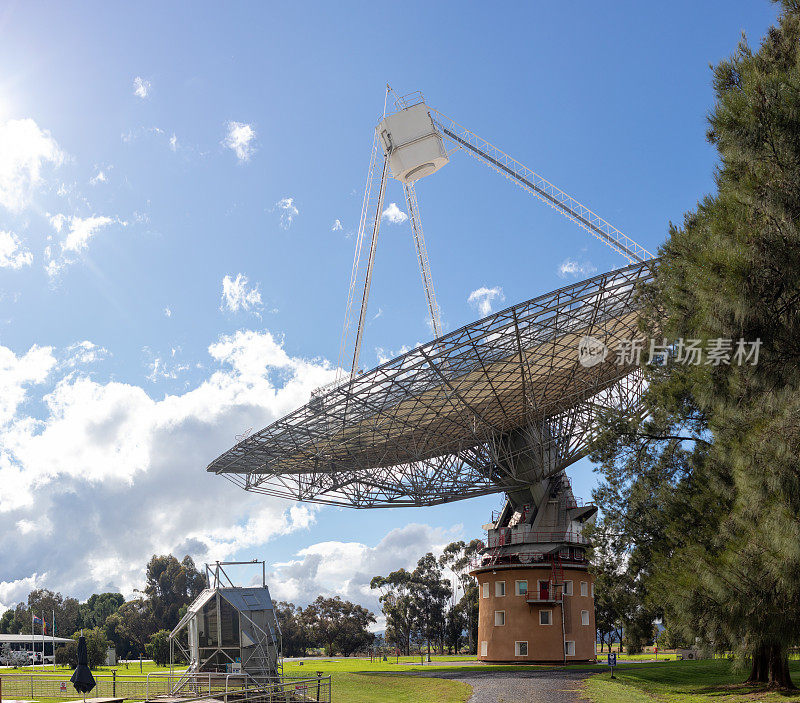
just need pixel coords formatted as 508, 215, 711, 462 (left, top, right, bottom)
0, 669, 331, 703
487, 529, 590, 547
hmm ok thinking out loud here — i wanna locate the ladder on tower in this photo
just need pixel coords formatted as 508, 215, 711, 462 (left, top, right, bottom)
550, 552, 565, 600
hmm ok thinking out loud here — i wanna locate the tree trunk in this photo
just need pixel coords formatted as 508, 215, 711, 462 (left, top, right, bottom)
747, 643, 796, 689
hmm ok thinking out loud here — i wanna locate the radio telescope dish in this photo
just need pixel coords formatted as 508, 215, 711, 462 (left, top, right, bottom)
207, 261, 652, 508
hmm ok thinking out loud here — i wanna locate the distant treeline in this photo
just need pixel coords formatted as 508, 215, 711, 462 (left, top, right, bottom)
0, 542, 486, 665
0, 554, 379, 665
1, 555, 206, 666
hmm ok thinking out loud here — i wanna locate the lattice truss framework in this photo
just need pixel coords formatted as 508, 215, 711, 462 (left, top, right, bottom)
207, 262, 653, 508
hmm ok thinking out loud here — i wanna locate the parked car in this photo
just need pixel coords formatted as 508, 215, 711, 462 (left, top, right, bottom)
0, 648, 30, 667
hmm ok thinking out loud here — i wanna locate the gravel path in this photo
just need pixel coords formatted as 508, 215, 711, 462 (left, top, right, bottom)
419, 667, 594, 703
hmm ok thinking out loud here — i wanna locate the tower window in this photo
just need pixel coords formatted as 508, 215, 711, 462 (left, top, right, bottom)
515, 580, 528, 596
515, 641, 528, 656
540, 609, 552, 626
481, 641, 487, 657
495, 581, 506, 597
482, 582, 489, 598
580, 581, 588, 597
565, 641, 575, 656
494, 610, 505, 626
563, 580, 573, 596
581, 610, 590, 626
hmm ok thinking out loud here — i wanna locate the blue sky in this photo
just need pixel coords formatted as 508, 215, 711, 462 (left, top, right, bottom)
0, 1, 779, 619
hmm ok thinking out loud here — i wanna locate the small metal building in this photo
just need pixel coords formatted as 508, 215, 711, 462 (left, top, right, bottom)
169, 561, 281, 681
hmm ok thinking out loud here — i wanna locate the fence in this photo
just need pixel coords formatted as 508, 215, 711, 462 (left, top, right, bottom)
0, 672, 331, 703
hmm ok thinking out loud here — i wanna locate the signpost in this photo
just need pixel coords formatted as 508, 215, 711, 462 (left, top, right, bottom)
607, 652, 617, 679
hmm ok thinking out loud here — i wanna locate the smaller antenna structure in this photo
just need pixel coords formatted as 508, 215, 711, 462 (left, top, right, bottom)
169, 560, 281, 687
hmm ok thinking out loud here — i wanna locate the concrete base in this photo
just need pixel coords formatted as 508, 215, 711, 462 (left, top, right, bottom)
472, 564, 595, 663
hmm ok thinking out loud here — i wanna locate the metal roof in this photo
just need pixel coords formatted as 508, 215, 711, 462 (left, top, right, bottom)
219, 587, 274, 613
185, 587, 274, 616
0, 634, 72, 643
172, 586, 275, 639
208, 261, 653, 508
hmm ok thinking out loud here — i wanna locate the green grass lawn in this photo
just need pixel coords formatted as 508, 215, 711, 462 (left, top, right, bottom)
282, 657, 572, 677
284, 659, 475, 703
583, 658, 800, 702
283, 658, 472, 703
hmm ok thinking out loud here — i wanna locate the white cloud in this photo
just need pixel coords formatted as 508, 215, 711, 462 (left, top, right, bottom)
375, 343, 412, 366
224, 121, 256, 162
0, 231, 33, 269
63, 341, 108, 367
61, 215, 115, 253
164, 307, 172, 318
133, 76, 151, 99
0, 118, 64, 212
0, 343, 56, 426
381, 202, 408, 224
145, 347, 191, 383
89, 169, 107, 185
0, 329, 336, 603
221, 273, 263, 313
268, 523, 461, 615
49, 213, 66, 232
44, 215, 126, 278
169, 134, 178, 152
331, 219, 343, 232
468, 286, 505, 317
0, 574, 47, 613
558, 258, 597, 278
273, 197, 298, 230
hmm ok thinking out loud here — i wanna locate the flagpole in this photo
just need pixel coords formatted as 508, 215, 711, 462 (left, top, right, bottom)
31, 611, 35, 670
53, 608, 56, 670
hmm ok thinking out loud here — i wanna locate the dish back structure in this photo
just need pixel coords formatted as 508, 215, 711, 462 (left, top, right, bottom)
207, 261, 652, 510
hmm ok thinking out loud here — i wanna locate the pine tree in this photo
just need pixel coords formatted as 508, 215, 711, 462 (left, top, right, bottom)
591, 0, 800, 688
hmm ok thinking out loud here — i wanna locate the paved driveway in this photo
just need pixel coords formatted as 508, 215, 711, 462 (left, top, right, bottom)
420, 667, 594, 703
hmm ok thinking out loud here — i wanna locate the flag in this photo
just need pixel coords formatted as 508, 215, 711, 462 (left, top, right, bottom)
33, 615, 48, 634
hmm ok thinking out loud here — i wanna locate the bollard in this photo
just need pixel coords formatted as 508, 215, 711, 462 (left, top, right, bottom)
113, 670, 117, 697
315, 672, 323, 702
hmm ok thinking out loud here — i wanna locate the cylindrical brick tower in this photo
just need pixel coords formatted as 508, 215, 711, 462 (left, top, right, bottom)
470, 472, 597, 663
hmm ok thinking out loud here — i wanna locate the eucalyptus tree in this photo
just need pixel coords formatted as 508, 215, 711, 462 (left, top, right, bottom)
439, 539, 482, 654
370, 568, 416, 655
410, 553, 452, 656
